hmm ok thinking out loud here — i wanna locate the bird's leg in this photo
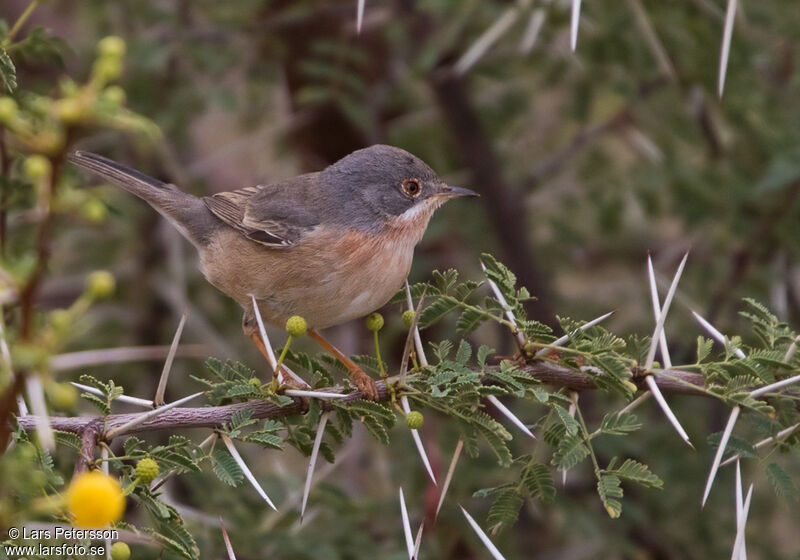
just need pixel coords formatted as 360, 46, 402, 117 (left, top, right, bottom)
308, 329, 380, 400
248, 332, 307, 390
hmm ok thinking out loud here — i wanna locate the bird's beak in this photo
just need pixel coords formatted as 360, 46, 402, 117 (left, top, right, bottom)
439, 185, 479, 198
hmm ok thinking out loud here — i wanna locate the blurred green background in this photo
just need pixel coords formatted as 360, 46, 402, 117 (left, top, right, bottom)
2, 0, 800, 558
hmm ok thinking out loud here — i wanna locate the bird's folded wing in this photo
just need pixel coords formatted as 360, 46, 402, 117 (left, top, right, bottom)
203, 174, 321, 248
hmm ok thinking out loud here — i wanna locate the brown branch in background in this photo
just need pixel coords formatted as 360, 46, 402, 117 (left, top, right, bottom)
17, 362, 707, 437
428, 68, 556, 327
706, 178, 800, 323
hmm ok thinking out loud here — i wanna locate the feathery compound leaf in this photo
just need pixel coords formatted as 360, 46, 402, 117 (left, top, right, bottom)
0, 49, 16, 93
487, 487, 524, 532
613, 459, 663, 488
598, 412, 641, 436
766, 462, 798, 501
521, 463, 556, 503
418, 298, 459, 328
553, 404, 580, 436
212, 447, 243, 487
597, 474, 623, 518
697, 336, 714, 363
53, 430, 82, 451
552, 434, 590, 470
245, 431, 283, 450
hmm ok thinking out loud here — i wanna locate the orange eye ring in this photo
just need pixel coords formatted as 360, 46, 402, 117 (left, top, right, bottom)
401, 178, 422, 198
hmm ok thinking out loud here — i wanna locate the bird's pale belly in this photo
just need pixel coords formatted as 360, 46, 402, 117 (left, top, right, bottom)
199, 227, 416, 329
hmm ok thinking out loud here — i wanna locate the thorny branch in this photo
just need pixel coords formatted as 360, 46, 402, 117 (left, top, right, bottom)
17, 362, 706, 437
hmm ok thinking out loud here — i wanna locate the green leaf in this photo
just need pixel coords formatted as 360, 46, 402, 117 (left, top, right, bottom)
613, 459, 663, 489
766, 462, 798, 501
521, 463, 556, 503
598, 412, 641, 436
418, 298, 458, 328
53, 430, 82, 451
245, 431, 283, 450
0, 49, 16, 93
455, 339, 472, 365
552, 434, 590, 470
80, 392, 110, 415
212, 448, 243, 487
696, 336, 714, 363
487, 487, 523, 531
456, 307, 486, 334
553, 404, 579, 436
597, 474, 623, 518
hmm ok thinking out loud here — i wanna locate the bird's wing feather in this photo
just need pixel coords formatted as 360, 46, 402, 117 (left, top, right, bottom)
203, 174, 321, 247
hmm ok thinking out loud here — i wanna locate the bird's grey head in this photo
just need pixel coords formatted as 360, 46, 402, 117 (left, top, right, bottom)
321, 145, 477, 232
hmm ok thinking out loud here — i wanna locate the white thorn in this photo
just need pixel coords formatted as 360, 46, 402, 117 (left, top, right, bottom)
721, 422, 800, 467
71, 382, 154, 408
455, 7, 519, 75
221, 433, 277, 511
480, 261, 525, 347
413, 522, 424, 560
25, 375, 53, 450
563, 392, 578, 485
105, 392, 203, 439
647, 255, 672, 368
487, 395, 535, 439
250, 295, 307, 387
536, 311, 615, 358
735, 459, 743, 526
401, 395, 437, 484
620, 391, 651, 414
570, 0, 582, 52
460, 506, 507, 560
644, 253, 688, 369
399, 488, 416, 560
405, 282, 428, 367
519, 9, 547, 54
300, 411, 330, 521
718, 0, 737, 97
436, 439, 464, 519
644, 376, 692, 448
220, 517, 238, 560
749, 373, 800, 398
356, 0, 365, 34
155, 311, 188, 406
702, 405, 740, 507
691, 311, 746, 359
731, 482, 753, 559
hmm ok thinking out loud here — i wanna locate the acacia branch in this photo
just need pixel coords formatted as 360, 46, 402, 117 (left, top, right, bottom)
16, 362, 706, 437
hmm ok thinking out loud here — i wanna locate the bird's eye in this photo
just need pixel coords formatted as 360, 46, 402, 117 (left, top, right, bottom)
401, 178, 422, 198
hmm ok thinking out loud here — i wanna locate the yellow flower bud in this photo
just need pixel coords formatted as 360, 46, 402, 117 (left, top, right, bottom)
285, 315, 307, 337
86, 271, 115, 299
135, 457, 159, 484
67, 470, 125, 527
82, 199, 108, 223
23, 155, 51, 182
98, 36, 126, 59
101, 86, 126, 106
110, 542, 131, 560
0, 97, 18, 123
92, 57, 122, 85
405, 411, 424, 430
55, 98, 84, 124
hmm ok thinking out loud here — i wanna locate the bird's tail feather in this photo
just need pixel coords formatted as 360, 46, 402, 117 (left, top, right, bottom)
68, 150, 216, 246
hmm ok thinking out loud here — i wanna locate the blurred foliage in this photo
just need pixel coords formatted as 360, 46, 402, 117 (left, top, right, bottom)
2, 0, 800, 559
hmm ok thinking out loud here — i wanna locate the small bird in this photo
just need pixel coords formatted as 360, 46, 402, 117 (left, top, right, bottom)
68, 145, 477, 399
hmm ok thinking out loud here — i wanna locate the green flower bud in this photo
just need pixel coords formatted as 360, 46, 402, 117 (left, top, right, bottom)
110, 542, 131, 560
23, 155, 51, 182
248, 377, 262, 389
285, 315, 307, 337
0, 97, 18, 123
12, 343, 48, 371
82, 199, 108, 223
55, 98, 83, 124
135, 457, 159, 484
405, 411, 424, 430
98, 36, 126, 59
102, 86, 126, 106
86, 271, 115, 299
402, 310, 415, 328
92, 57, 122, 84
47, 382, 78, 411
365, 312, 384, 332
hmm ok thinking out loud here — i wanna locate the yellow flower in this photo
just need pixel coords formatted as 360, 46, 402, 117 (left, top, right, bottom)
67, 470, 125, 527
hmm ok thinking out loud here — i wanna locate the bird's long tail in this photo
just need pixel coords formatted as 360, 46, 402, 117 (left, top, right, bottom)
68, 151, 216, 246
